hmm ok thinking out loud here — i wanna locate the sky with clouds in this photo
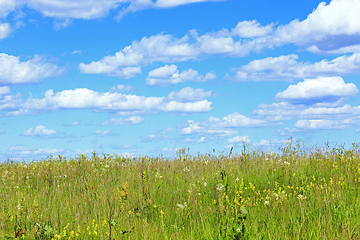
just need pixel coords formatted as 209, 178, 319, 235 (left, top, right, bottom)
1, 0, 360, 161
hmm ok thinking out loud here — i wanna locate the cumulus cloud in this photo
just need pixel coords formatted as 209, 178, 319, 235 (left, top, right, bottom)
78, 29, 274, 78
230, 20, 274, 38
110, 144, 133, 149
142, 133, 168, 142
142, 128, 173, 142
102, 116, 144, 125
0, 54, 65, 85
0, 23, 12, 40
180, 112, 266, 136
0, 88, 212, 116
117, 0, 222, 20
227, 135, 250, 143
109, 84, 136, 93
0, 86, 10, 95
64, 121, 81, 126
269, 0, 360, 54
275, 76, 358, 104
295, 119, 353, 130
254, 101, 360, 121
80, 0, 360, 78
146, 64, 216, 87
182, 136, 208, 143
251, 78, 360, 131
94, 130, 113, 135
0, 0, 219, 29
8, 146, 64, 156
158, 99, 212, 113
227, 52, 360, 82
22, 125, 56, 136
167, 87, 212, 102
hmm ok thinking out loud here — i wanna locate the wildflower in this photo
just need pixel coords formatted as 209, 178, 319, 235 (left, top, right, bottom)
160, 210, 165, 215
183, 166, 190, 172
264, 201, 270, 206
297, 194, 307, 201
203, 182, 207, 187
273, 192, 279, 200
235, 178, 239, 181
216, 183, 224, 191
177, 202, 187, 209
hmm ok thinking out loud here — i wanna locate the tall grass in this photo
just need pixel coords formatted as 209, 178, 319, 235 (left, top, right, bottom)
1, 139, 360, 239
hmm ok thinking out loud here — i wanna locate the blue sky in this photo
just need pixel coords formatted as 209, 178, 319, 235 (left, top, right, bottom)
2, 0, 360, 161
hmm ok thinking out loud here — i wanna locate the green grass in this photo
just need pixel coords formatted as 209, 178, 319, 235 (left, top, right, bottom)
1, 140, 360, 239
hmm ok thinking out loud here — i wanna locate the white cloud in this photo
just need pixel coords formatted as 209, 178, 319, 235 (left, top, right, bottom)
254, 138, 288, 147
82, 0, 360, 77
295, 119, 352, 130
79, 33, 198, 77
110, 144, 133, 149
182, 136, 207, 143
72, 50, 82, 55
181, 120, 203, 134
180, 112, 266, 135
154, 0, 221, 8
0, 23, 12, 40
22, 125, 56, 136
142, 133, 168, 142
231, 20, 274, 38
102, 116, 144, 125
228, 52, 360, 82
254, 101, 360, 121
227, 135, 250, 143
0, 88, 212, 116
0, 54, 64, 85
0, 86, 10, 95
8, 146, 64, 156
53, 18, 72, 30
95, 130, 112, 135
158, 99, 212, 113
0, 0, 18, 19
22, 0, 122, 20
270, 0, 360, 54
64, 121, 81, 126
146, 64, 216, 87
117, 0, 222, 20
79, 62, 141, 78
167, 87, 212, 102
276, 76, 358, 103
109, 84, 136, 92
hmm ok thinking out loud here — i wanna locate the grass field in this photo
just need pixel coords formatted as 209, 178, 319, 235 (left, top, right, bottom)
1, 139, 360, 239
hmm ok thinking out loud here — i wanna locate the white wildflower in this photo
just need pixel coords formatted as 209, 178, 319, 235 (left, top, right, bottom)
216, 183, 224, 191
273, 192, 279, 200
177, 202, 187, 210
297, 194, 307, 201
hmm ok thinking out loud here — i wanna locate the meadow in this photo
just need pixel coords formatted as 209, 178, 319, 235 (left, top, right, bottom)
1, 139, 360, 239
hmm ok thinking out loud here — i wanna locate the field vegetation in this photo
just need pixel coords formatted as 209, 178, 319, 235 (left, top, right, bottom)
1, 139, 360, 239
